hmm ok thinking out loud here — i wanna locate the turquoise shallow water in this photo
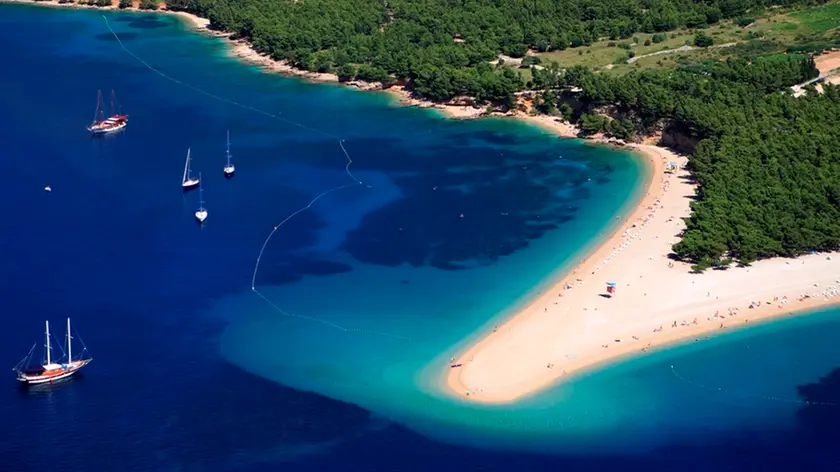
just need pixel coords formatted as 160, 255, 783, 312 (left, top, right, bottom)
4, 5, 840, 468
214, 124, 648, 452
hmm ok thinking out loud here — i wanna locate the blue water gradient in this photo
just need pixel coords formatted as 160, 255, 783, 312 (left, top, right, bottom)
3, 5, 840, 470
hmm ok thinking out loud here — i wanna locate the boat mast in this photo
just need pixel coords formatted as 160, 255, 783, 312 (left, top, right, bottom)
183, 148, 191, 183
67, 317, 72, 363
198, 173, 204, 209
226, 130, 231, 166
93, 90, 103, 125
110, 90, 116, 117
45, 320, 51, 365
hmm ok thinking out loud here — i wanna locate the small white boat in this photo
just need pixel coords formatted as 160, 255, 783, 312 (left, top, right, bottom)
44, 186, 51, 192
195, 208, 208, 223
223, 130, 235, 177
182, 147, 199, 190
195, 173, 208, 223
13, 318, 92, 385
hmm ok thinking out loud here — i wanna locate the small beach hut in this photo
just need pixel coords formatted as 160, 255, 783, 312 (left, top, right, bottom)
606, 282, 616, 296
665, 162, 678, 173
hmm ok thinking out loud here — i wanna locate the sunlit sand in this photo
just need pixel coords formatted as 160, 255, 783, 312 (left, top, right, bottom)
446, 144, 840, 403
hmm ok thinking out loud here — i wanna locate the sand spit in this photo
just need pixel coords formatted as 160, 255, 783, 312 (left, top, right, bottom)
445, 145, 840, 403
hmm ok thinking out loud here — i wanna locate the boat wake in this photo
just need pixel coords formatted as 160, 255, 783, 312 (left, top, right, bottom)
101, 15, 411, 342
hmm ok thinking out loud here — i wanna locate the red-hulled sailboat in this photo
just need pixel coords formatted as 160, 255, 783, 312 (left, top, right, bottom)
87, 89, 127, 135
13, 318, 92, 385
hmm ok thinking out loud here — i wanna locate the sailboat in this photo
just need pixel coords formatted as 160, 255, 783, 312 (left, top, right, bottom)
182, 147, 200, 190
13, 318, 92, 385
87, 89, 127, 135
195, 173, 208, 223
223, 130, 235, 177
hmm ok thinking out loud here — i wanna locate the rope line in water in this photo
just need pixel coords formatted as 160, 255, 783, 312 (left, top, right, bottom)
103, 16, 409, 342
670, 365, 838, 407
249, 180, 361, 290
102, 16, 341, 141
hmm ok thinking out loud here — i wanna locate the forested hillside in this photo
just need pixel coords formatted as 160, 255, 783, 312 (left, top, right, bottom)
550, 56, 840, 269
679, 88, 840, 267
167, 0, 830, 102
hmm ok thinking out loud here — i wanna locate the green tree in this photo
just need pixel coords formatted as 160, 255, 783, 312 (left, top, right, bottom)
579, 113, 607, 134
520, 56, 542, 68
310, 51, 333, 73
558, 103, 574, 121
735, 17, 755, 27
337, 64, 356, 82
694, 32, 714, 47
534, 90, 557, 114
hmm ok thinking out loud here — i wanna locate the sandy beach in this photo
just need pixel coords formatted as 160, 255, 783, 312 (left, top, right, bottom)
445, 143, 840, 403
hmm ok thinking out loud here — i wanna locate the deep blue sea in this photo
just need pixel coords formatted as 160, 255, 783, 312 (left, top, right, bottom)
3, 5, 840, 471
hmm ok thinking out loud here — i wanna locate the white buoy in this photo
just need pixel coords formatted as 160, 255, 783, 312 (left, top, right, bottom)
44, 186, 52, 192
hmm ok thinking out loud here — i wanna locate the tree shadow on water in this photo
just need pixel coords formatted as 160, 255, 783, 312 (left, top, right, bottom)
794, 366, 840, 450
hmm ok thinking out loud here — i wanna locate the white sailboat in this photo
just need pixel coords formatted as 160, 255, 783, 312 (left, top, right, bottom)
182, 147, 200, 190
195, 173, 208, 223
13, 318, 92, 385
223, 130, 235, 177
87, 89, 128, 135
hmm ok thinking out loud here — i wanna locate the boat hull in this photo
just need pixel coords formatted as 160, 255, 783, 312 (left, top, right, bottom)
223, 166, 235, 178
182, 180, 200, 191
17, 360, 91, 385
87, 120, 127, 135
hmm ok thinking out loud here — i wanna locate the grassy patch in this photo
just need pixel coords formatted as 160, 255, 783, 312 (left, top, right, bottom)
517, 67, 533, 84
771, 21, 800, 32
524, 1, 840, 74
790, 3, 840, 32
537, 34, 695, 69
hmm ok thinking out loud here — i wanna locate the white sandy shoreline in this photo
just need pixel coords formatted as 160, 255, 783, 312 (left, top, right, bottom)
438, 53, 840, 403
444, 144, 840, 403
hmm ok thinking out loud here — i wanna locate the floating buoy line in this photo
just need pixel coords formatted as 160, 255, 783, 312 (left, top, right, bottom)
670, 364, 838, 407
102, 15, 411, 341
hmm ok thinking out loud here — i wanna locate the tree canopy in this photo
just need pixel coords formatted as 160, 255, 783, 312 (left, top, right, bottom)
168, 0, 830, 102
556, 54, 840, 269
